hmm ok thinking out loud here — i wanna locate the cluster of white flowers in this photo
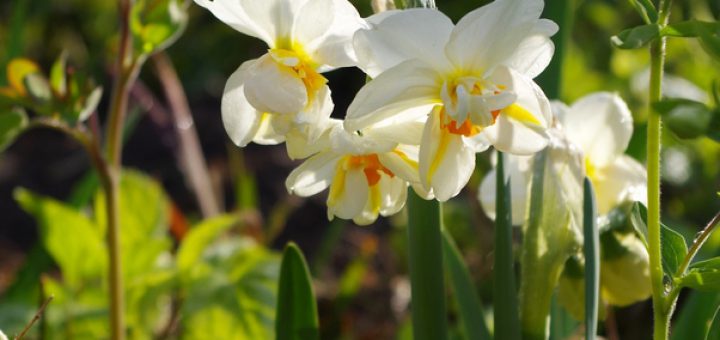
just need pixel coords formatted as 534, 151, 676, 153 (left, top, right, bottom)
195, 0, 559, 225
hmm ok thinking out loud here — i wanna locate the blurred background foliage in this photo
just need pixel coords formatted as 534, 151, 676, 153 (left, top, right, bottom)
0, 0, 718, 339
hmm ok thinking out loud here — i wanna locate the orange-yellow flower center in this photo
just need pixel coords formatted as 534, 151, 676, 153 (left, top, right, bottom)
346, 154, 395, 186
439, 109, 500, 137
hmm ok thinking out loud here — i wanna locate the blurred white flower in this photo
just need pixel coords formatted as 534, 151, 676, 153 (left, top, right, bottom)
194, 0, 366, 148
345, 0, 557, 201
286, 120, 429, 225
0, 329, 7, 340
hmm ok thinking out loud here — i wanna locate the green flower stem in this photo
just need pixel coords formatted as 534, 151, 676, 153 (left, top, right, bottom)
647, 1, 673, 339
535, 0, 573, 100
494, 152, 522, 340
407, 191, 448, 340
104, 0, 143, 338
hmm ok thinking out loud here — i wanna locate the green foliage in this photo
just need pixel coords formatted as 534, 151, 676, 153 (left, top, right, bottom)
0, 108, 27, 152
611, 24, 661, 49
630, 202, 688, 276
672, 291, 720, 340
678, 258, 720, 291
706, 305, 720, 340
276, 243, 319, 340
131, 0, 189, 57
582, 179, 599, 340
653, 98, 715, 139
627, 0, 657, 24
442, 230, 491, 340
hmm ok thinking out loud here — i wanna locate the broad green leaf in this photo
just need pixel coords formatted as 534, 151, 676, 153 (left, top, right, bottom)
611, 24, 661, 49
131, 0, 188, 57
94, 170, 171, 280
672, 291, 720, 340
0, 109, 27, 152
697, 23, 720, 61
181, 237, 279, 339
276, 243, 319, 340
50, 52, 67, 96
176, 214, 240, 276
707, 305, 720, 340
630, 202, 687, 276
662, 21, 720, 38
653, 99, 714, 139
442, 230, 491, 340
679, 258, 720, 291
628, 0, 657, 24
14, 188, 107, 288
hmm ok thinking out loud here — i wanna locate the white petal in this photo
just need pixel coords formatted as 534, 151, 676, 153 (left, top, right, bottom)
285, 119, 339, 160
445, 0, 545, 74
354, 9, 454, 77
345, 59, 441, 132
489, 66, 553, 126
244, 53, 307, 115
221, 61, 262, 147
328, 168, 369, 220
253, 113, 290, 145
303, 0, 366, 68
504, 19, 557, 78
193, 0, 277, 46
378, 149, 420, 183
362, 119, 425, 146
294, 85, 334, 142
286, 151, 341, 196
379, 176, 408, 216
593, 155, 647, 215
419, 109, 476, 201
562, 92, 633, 167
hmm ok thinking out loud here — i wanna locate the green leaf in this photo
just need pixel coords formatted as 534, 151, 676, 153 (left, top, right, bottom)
671, 291, 720, 340
653, 98, 714, 139
50, 52, 67, 96
0, 109, 27, 152
22, 72, 52, 103
276, 243, 319, 340
679, 258, 720, 291
628, 0, 658, 23
611, 24, 661, 49
442, 230, 491, 340
131, 0, 188, 57
176, 214, 240, 276
707, 305, 720, 340
630, 201, 688, 275
181, 237, 279, 339
494, 152, 522, 340
583, 178, 599, 340
14, 188, 107, 287
77, 87, 102, 122
697, 23, 720, 61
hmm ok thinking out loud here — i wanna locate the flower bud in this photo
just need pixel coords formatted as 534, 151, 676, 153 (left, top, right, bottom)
600, 231, 652, 306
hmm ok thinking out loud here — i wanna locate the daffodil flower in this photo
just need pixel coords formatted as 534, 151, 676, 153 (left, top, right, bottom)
479, 92, 647, 222
345, 0, 557, 201
194, 0, 365, 148
286, 121, 428, 225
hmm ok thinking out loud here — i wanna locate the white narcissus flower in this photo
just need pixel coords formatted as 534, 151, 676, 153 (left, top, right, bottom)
194, 0, 365, 149
345, 0, 557, 201
0, 329, 7, 340
286, 121, 429, 225
479, 92, 647, 222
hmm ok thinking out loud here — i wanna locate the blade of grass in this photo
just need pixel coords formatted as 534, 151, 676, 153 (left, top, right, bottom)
276, 243, 319, 340
493, 152, 521, 340
407, 190, 448, 340
442, 229, 491, 340
583, 178, 599, 340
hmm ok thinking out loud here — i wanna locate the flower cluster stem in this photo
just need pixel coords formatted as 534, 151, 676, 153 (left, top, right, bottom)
647, 1, 673, 339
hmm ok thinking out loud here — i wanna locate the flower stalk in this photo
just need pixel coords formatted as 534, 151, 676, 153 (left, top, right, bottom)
647, 1, 673, 339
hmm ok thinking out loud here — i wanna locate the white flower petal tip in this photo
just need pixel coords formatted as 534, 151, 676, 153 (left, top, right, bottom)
221, 61, 263, 147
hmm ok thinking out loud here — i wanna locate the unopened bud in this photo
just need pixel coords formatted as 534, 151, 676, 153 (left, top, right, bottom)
600, 232, 652, 306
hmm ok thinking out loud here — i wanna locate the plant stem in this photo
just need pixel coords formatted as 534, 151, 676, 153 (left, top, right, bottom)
407, 191, 448, 340
152, 52, 221, 218
647, 1, 673, 339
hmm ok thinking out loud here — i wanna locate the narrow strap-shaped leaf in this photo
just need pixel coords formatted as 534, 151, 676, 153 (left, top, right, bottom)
583, 178, 599, 340
706, 304, 720, 340
407, 190, 448, 340
493, 152, 521, 339
442, 229, 491, 340
672, 291, 720, 339
276, 243, 319, 340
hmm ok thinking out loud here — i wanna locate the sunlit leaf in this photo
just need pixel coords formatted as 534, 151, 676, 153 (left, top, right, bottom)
653, 98, 714, 139
176, 214, 240, 277
679, 258, 720, 291
0, 109, 27, 152
77, 87, 102, 122
7, 58, 40, 96
628, 0, 657, 24
611, 24, 661, 49
630, 201, 687, 276
276, 243, 319, 340
14, 188, 107, 287
131, 0, 189, 57
22, 73, 52, 104
50, 52, 68, 97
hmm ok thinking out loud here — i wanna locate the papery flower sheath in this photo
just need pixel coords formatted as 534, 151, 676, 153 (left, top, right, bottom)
344, 0, 557, 201
285, 120, 429, 225
194, 0, 366, 148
